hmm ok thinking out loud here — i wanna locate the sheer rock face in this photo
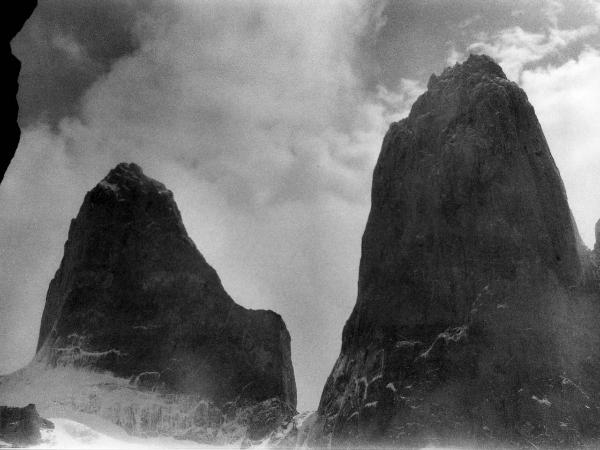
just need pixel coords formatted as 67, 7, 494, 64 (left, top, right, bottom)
36, 163, 296, 410
312, 55, 600, 448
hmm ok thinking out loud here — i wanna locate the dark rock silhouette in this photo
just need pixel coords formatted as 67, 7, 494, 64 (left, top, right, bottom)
2, 0, 37, 183
311, 55, 600, 448
36, 163, 296, 411
0, 404, 53, 446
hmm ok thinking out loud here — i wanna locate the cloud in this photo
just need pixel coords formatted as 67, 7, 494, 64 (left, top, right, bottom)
12, 0, 146, 128
51, 34, 86, 62
544, 0, 565, 27
521, 48, 600, 247
457, 14, 482, 29
1, 0, 419, 410
0, 126, 90, 376
446, 46, 466, 65
468, 24, 598, 79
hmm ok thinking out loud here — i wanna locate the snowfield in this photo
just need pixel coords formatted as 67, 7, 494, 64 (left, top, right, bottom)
33, 418, 214, 449
0, 363, 255, 448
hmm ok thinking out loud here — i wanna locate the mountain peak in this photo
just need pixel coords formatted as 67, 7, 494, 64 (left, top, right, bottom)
427, 53, 507, 90
106, 162, 145, 180
96, 162, 170, 199
36, 164, 297, 419
313, 54, 598, 448
461, 53, 506, 77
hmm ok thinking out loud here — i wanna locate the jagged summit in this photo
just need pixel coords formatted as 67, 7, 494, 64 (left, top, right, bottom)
97, 162, 171, 200
108, 161, 144, 178
426, 53, 507, 93
103, 162, 156, 187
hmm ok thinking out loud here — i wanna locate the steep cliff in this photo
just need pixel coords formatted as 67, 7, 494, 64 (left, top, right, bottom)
29, 162, 295, 441
312, 55, 600, 448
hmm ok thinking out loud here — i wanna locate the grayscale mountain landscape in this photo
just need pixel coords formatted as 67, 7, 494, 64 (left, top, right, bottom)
1, 1, 599, 449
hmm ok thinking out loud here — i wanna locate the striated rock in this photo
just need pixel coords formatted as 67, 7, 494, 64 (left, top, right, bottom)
32, 163, 296, 438
0, 404, 53, 447
311, 55, 600, 448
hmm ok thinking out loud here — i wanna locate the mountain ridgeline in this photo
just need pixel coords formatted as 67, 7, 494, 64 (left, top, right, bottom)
310, 54, 600, 448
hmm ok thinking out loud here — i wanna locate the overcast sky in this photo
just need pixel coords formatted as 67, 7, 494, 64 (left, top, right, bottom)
2, 0, 599, 411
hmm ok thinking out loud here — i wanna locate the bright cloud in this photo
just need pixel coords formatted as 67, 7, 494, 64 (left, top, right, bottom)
469, 24, 598, 80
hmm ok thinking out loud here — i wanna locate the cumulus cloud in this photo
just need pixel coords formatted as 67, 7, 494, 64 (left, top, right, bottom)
1, 0, 418, 410
468, 24, 598, 80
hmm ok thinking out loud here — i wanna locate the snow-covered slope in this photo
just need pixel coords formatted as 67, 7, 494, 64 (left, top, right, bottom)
0, 362, 315, 449
33, 418, 211, 449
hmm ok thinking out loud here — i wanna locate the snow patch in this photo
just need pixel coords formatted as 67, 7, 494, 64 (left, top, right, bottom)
99, 180, 120, 193
561, 376, 590, 399
531, 395, 551, 407
395, 340, 420, 349
418, 325, 467, 359
32, 417, 232, 449
0, 363, 261, 446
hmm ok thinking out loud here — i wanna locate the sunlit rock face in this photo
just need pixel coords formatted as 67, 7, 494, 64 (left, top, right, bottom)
31, 163, 296, 441
311, 55, 600, 448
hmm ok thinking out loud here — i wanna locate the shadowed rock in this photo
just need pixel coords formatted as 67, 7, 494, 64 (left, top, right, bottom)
36, 163, 296, 410
311, 55, 600, 448
0, 404, 53, 447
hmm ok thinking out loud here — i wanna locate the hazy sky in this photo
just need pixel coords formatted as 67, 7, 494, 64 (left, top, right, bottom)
2, 0, 599, 411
